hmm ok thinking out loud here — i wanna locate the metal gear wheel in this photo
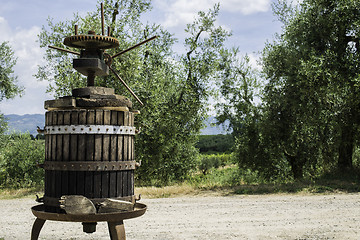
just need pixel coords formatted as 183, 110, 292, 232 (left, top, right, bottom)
64, 31, 119, 49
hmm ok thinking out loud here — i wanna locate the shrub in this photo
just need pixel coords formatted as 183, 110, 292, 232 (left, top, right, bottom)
0, 133, 45, 188
198, 153, 232, 175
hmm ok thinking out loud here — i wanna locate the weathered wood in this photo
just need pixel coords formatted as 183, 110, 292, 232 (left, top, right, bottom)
44, 98, 76, 110
44, 112, 51, 198
51, 112, 58, 198
94, 110, 103, 198
129, 113, 134, 196
45, 108, 135, 205
62, 111, 71, 195
117, 111, 124, 197
102, 110, 111, 198
77, 110, 86, 196
69, 111, 78, 195
122, 111, 129, 197
72, 86, 115, 97
85, 110, 95, 198
110, 111, 118, 197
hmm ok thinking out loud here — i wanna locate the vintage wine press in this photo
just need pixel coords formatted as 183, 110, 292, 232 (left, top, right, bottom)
31, 3, 156, 239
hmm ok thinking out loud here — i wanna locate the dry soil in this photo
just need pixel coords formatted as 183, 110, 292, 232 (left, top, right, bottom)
1, 193, 360, 239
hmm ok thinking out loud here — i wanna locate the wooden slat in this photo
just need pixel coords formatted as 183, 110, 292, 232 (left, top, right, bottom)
122, 111, 129, 197
85, 110, 95, 198
45, 112, 49, 161
62, 111, 71, 195
109, 110, 118, 197
44, 107, 137, 202
117, 111, 124, 197
68, 111, 78, 195
44, 112, 51, 197
102, 110, 111, 198
56, 112, 64, 198
51, 112, 58, 197
129, 112, 135, 195
94, 110, 103, 198
77, 110, 86, 196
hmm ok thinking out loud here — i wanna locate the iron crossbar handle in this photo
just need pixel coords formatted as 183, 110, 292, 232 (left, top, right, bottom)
48, 45, 80, 55
109, 66, 144, 106
111, 36, 158, 59
45, 125, 136, 135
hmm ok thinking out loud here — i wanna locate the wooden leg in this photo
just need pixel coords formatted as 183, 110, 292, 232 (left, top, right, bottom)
108, 221, 126, 240
31, 218, 46, 240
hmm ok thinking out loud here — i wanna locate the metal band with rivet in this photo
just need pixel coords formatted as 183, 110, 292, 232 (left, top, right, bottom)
43, 161, 136, 171
44, 125, 136, 135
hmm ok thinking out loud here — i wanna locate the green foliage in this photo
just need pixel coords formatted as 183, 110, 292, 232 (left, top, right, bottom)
0, 133, 45, 188
196, 134, 234, 154
36, 1, 231, 184
214, 49, 281, 179
213, 0, 360, 181
188, 166, 238, 188
0, 114, 8, 135
198, 153, 231, 175
0, 41, 23, 138
0, 41, 23, 101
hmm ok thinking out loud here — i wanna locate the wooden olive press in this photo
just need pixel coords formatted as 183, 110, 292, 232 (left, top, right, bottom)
31, 3, 156, 239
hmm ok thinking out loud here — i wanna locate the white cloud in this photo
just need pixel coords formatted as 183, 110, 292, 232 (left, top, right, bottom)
247, 53, 262, 71
0, 16, 50, 114
221, 0, 270, 14
154, 0, 271, 28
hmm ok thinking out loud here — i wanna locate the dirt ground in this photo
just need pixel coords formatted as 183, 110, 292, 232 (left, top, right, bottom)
0, 193, 360, 239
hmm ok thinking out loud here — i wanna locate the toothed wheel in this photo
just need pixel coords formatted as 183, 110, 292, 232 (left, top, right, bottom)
64, 31, 119, 49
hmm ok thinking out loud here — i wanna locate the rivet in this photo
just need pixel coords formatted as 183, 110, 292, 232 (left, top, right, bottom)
106, 128, 109, 131
98, 128, 100, 131
89, 128, 92, 131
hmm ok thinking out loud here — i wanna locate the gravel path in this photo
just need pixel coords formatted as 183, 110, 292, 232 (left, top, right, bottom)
1, 193, 360, 239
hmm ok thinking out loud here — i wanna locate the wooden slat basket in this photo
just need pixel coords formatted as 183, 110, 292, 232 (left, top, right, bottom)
43, 109, 135, 210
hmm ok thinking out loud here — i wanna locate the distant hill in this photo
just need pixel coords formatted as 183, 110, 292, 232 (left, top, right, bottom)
4, 114, 44, 136
4, 114, 229, 136
200, 116, 230, 135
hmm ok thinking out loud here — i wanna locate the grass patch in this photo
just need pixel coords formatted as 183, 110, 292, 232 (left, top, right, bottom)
0, 186, 43, 199
135, 184, 201, 198
1, 167, 360, 199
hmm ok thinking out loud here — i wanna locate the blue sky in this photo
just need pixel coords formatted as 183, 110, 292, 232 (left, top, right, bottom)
0, 0, 283, 115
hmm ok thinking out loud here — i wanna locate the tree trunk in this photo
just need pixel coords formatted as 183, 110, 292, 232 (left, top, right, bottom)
284, 152, 304, 180
338, 124, 354, 171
